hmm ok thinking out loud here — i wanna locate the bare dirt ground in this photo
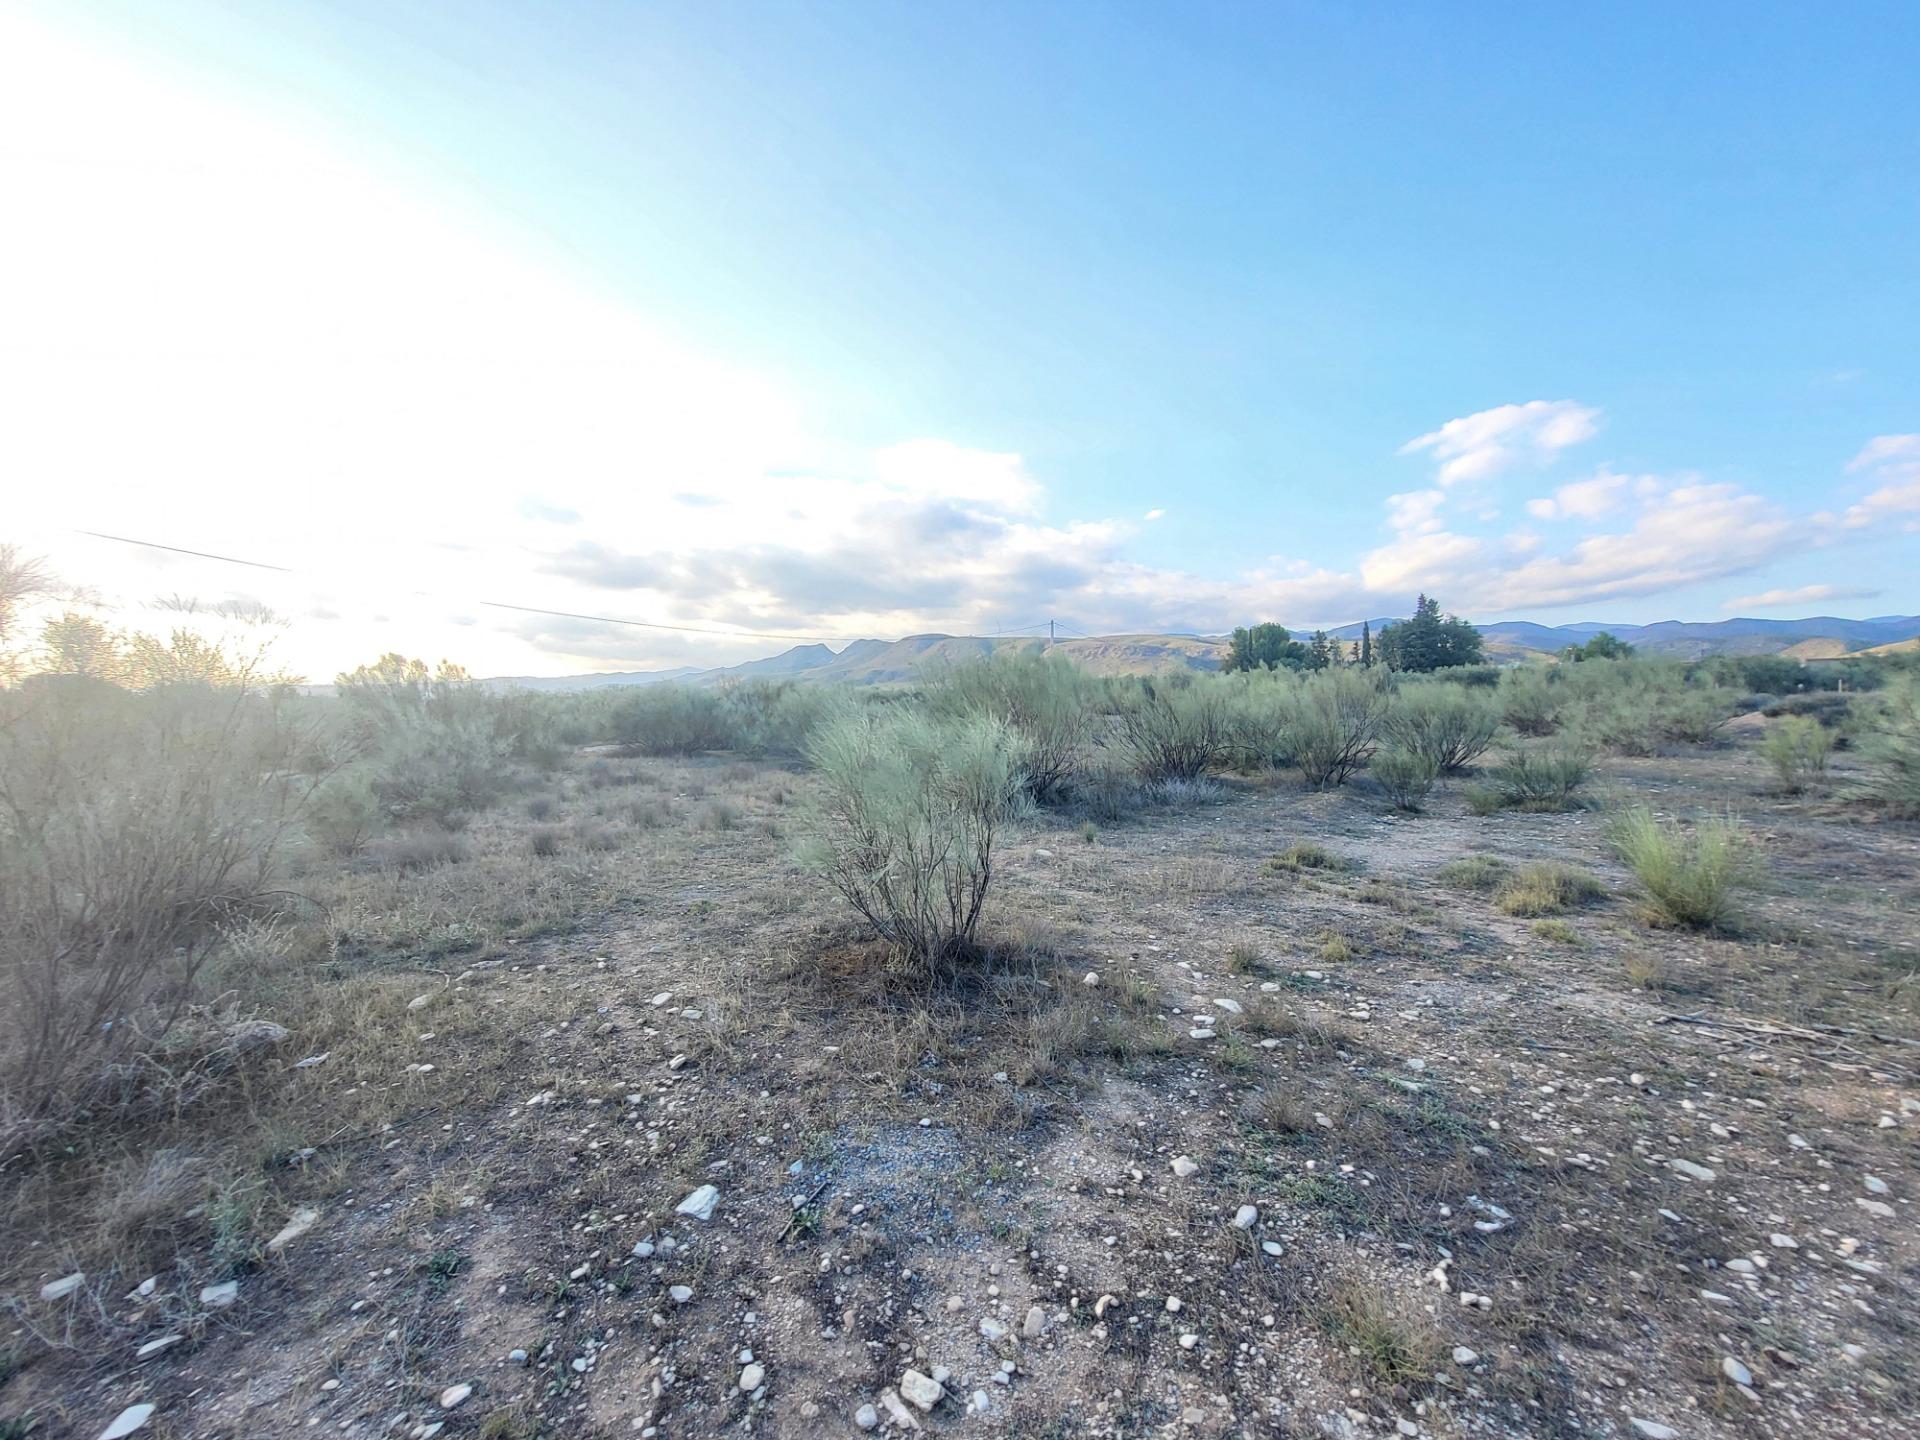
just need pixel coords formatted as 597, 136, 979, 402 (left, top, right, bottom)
6, 732, 1918, 1440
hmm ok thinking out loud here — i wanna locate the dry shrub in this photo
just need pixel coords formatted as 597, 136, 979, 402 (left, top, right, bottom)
0, 683, 304, 1155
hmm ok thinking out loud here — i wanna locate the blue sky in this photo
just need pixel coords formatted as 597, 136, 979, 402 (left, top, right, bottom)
3, 1, 1916, 676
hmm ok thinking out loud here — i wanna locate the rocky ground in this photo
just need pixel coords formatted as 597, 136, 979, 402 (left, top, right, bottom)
5, 731, 1917, 1439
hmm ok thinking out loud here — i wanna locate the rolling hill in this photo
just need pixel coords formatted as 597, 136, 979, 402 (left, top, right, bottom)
477, 613, 1920, 690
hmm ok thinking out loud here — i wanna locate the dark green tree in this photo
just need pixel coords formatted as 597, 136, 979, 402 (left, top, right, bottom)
1375, 595, 1484, 672
1307, 630, 1333, 670
1559, 631, 1634, 662
1224, 623, 1309, 673
1360, 620, 1372, 667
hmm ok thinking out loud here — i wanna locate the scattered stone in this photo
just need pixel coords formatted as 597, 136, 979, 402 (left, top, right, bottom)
1669, 1158, 1717, 1183
1721, 1356, 1753, 1386
739, 1363, 764, 1392
669, 1285, 694, 1304
1213, 997, 1243, 1014
508, 1350, 528, 1365
199, 1281, 238, 1309
40, 1272, 84, 1302
1261, 1240, 1284, 1257
135, 1335, 184, 1360
1231, 1204, 1258, 1230
267, 1207, 319, 1254
1863, 1175, 1890, 1195
1769, 1233, 1798, 1249
1188, 1028, 1216, 1040
676, 1184, 720, 1221
1856, 1198, 1894, 1219
1453, 1347, 1478, 1365
439, 1384, 472, 1410
968, 1390, 990, 1415
854, 1403, 879, 1430
879, 1390, 921, 1430
1171, 1155, 1199, 1179
979, 1318, 1008, 1341
899, 1368, 945, 1411
1629, 1422, 1680, 1440
407, 993, 435, 1012
98, 1405, 155, 1440
1178, 1332, 1198, 1350
1022, 1305, 1046, 1339
1083, 971, 1099, 987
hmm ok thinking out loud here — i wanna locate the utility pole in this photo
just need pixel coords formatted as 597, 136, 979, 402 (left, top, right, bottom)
1049, 619, 1055, 645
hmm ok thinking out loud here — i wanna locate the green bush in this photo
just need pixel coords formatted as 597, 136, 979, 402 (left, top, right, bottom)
607, 684, 734, 756
1118, 679, 1233, 782
1370, 746, 1438, 811
1493, 862, 1606, 916
1291, 670, 1392, 788
800, 710, 1022, 969
1845, 677, 1920, 817
305, 773, 381, 856
1471, 746, 1593, 812
718, 680, 855, 759
927, 652, 1093, 801
1387, 686, 1499, 773
1499, 667, 1563, 737
1436, 855, 1510, 891
1761, 716, 1834, 792
1608, 806, 1748, 929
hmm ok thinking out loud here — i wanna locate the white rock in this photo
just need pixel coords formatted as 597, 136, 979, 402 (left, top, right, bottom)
1261, 1240, 1284, 1257
739, 1363, 764, 1392
1669, 1158, 1716, 1183
1178, 1332, 1198, 1349
1022, 1305, 1046, 1339
267, 1207, 320, 1254
1231, 1204, 1258, 1230
899, 1369, 945, 1411
1452, 1347, 1478, 1365
676, 1184, 720, 1221
1213, 998, 1243, 1014
878, 1391, 921, 1430
1630, 1422, 1680, 1440
1165, 1295, 1182, 1312
1082, 971, 1099, 986
135, 1335, 184, 1359
1769, 1233, 1798, 1249
968, 1390, 990, 1415
669, 1285, 694, 1303
1188, 1028, 1216, 1040
199, 1281, 238, 1309
97, 1404, 155, 1440
407, 993, 435, 1012
1171, 1155, 1199, 1179
1863, 1174, 1890, 1195
1856, 1198, 1894, 1219
40, 1272, 85, 1301
439, 1384, 472, 1410
978, 1317, 1008, 1341
854, 1403, 879, 1430
1721, 1356, 1752, 1386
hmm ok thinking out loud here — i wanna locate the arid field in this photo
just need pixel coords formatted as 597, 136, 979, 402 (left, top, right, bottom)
3, 658, 1917, 1440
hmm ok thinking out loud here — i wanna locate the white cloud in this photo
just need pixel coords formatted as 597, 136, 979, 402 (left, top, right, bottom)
1524, 467, 1649, 520
1723, 584, 1878, 611
1384, 489, 1446, 535
1400, 400, 1601, 486
1843, 434, 1920, 530
1143, 508, 1166, 521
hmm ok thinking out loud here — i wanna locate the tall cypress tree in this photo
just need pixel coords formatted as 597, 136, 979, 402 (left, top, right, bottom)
1360, 620, 1372, 667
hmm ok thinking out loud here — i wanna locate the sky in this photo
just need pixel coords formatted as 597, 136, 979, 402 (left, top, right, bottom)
2, 0, 1916, 681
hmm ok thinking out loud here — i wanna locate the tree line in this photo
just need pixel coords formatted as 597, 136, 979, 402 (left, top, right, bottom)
1224, 594, 1485, 674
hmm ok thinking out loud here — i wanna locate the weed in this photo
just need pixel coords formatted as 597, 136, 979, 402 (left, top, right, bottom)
1270, 843, 1357, 874
1493, 862, 1606, 917
1609, 806, 1749, 930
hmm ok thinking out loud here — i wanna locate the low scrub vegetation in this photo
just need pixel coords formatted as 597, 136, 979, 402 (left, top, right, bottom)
1845, 677, 1920, 817
1387, 685, 1499, 773
1761, 715, 1834, 792
1468, 746, 1593, 813
1608, 806, 1749, 930
1369, 746, 1438, 811
799, 709, 1022, 969
1493, 862, 1606, 917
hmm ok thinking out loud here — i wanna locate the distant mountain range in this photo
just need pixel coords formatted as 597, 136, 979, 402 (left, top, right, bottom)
476, 613, 1920, 691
